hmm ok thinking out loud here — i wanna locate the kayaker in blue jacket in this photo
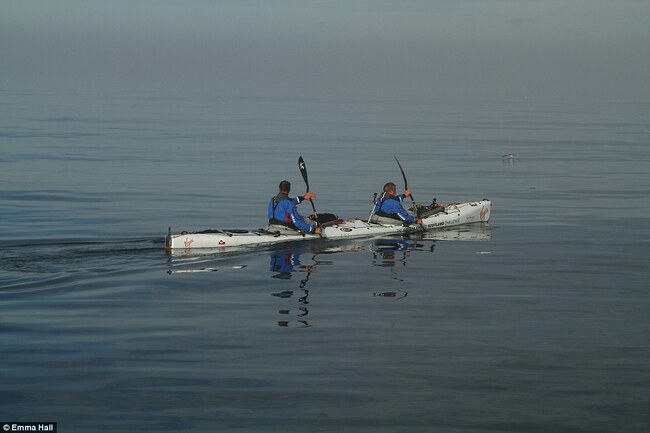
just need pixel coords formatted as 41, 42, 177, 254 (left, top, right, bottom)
268, 180, 321, 234
372, 182, 422, 224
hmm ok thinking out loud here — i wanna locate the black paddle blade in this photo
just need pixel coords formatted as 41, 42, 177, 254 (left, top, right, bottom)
298, 156, 309, 191
394, 156, 408, 190
298, 155, 318, 215
394, 156, 417, 206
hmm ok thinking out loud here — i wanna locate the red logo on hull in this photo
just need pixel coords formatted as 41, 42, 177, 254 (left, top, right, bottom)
480, 207, 489, 220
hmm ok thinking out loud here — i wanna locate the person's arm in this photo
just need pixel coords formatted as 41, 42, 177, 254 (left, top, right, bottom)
395, 206, 416, 224
289, 208, 316, 233
385, 199, 416, 223
397, 190, 413, 203
267, 197, 275, 221
295, 191, 315, 204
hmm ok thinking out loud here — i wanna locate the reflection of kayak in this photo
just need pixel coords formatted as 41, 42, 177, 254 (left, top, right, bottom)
167, 264, 247, 274
165, 199, 491, 250
409, 223, 492, 242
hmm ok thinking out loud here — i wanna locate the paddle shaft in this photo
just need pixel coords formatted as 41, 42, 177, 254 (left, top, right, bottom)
298, 156, 318, 214
368, 191, 386, 221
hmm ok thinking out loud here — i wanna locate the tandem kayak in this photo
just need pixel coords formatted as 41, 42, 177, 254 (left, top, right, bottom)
165, 199, 491, 250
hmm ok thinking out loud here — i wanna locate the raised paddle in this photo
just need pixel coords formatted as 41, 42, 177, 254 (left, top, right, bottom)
298, 156, 322, 235
298, 156, 318, 214
394, 156, 416, 203
394, 156, 420, 218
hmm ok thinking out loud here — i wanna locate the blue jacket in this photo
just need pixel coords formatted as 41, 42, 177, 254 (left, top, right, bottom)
373, 194, 416, 223
268, 193, 316, 233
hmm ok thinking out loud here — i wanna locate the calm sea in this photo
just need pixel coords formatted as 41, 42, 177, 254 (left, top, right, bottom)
1, 91, 649, 432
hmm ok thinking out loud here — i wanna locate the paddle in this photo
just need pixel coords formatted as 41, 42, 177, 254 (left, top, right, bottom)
394, 156, 416, 203
298, 156, 318, 214
394, 156, 420, 218
368, 191, 386, 222
298, 156, 322, 235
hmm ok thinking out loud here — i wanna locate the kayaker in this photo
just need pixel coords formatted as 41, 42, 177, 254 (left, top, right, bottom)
268, 180, 321, 234
371, 182, 423, 224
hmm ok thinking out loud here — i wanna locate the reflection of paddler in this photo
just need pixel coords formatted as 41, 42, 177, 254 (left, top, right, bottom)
270, 250, 301, 279
372, 240, 411, 267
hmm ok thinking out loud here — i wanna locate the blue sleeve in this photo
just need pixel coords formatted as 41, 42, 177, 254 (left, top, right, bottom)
289, 196, 315, 232
395, 206, 416, 223
385, 198, 415, 223
397, 195, 416, 223
289, 207, 315, 233
268, 198, 275, 220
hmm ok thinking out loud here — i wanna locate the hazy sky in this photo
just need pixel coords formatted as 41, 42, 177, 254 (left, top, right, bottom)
2, 0, 649, 102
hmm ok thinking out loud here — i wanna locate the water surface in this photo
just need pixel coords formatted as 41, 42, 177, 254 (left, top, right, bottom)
1, 91, 649, 432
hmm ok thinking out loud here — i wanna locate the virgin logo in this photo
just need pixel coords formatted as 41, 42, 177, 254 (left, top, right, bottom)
184, 238, 194, 248
480, 207, 489, 220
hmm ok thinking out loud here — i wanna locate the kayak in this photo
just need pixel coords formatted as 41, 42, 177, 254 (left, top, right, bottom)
165, 199, 491, 250
165, 199, 490, 250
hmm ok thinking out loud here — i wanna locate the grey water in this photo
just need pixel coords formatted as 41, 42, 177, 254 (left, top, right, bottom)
1, 91, 649, 432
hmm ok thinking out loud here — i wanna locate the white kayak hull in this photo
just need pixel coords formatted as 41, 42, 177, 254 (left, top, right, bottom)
420, 199, 491, 230
165, 199, 491, 250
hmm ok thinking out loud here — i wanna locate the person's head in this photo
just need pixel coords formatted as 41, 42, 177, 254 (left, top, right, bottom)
383, 182, 397, 196
279, 180, 291, 193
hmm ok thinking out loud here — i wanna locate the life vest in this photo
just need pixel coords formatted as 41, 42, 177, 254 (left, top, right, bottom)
269, 194, 296, 228
374, 196, 402, 220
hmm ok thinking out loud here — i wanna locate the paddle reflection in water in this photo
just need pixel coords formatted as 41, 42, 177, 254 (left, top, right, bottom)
269, 243, 362, 328
269, 246, 312, 328
268, 239, 427, 327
